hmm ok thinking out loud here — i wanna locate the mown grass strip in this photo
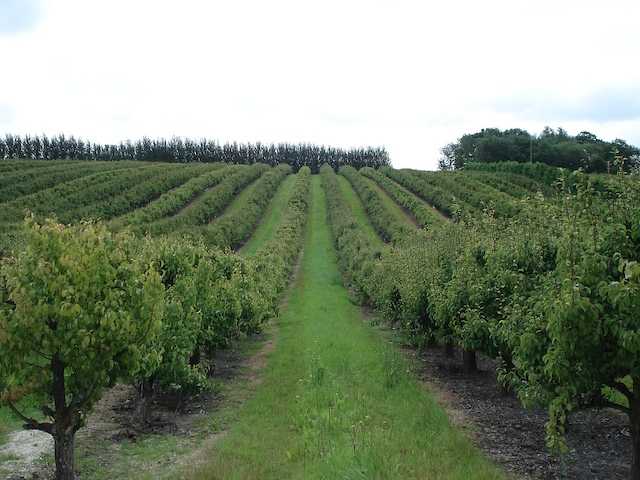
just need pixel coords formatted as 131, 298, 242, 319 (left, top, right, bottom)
335, 175, 383, 247
111, 164, 230, 229
199, 164, 292, 249
381, 167, 473, 218
239, 174, 298, 256
146, 164, 269, 234
361, 167, 446, 229
0, 164, 161, 223
340, 166, 415, 243
404, 170, 519, 218
57, 164, 212, 223
185, 176, 503, 480
0, 161, 140, 202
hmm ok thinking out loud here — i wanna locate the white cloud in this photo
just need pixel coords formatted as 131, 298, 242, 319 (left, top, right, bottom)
0, 0, 639, 169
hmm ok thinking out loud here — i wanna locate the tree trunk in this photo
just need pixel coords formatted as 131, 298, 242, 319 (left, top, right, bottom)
445, 342, 455, 358
51, 353, 77, 480
189, 347, 201, 367
54, 431, 75, 480
137, 378, 154, 424
498, 354, 514, 394
463, 349, 477, 373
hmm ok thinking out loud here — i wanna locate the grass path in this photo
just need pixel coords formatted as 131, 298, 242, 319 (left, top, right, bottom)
360, 174, 418, 229
376, 174, 450, 223
336, 175, 383, 247
240, 174, 297, 256
207, 176, 263, 224
186, 176, 503, 480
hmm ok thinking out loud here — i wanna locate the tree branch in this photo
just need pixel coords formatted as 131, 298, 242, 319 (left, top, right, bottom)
607, 380, 633, 400
24, 361, 47, 370
41, 404, 55, 419
600, 399, 631, 415
30, 348, 52, 361
69, 380, 100, 412
7, 400, 53, 434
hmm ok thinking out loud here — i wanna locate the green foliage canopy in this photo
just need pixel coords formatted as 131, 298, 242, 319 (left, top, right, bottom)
0, 218, 165, 420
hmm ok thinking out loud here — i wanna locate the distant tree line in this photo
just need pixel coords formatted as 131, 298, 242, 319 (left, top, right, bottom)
439, 127, 640, 172
0, 134, 390, 172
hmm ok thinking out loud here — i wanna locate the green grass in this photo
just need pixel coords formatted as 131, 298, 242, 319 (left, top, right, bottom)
0, 452, 20, 463
69, 330, 274, 479
336, 176, 383, 247
212, 176, 263, 220
240, 174, 297, 256
74, 433, 188, 480
604, 376, 632, 408
360, 175, 418, 229
0, 395, 43, 447
184, 176, 503, 480
369, 171, 449, 225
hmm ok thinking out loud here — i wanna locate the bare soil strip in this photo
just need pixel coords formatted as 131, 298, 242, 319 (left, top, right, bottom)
399, 336, 630, 479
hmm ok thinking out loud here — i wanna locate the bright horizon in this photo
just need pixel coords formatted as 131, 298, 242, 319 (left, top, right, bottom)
1, 0, 639, 170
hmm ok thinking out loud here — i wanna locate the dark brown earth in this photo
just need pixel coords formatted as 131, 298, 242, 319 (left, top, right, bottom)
6, 329, 272, 480
410, 343, 630, 480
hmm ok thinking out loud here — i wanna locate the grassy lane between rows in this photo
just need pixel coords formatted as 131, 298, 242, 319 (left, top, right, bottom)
185, 176, 503, 480
360, 174, 418, 228
336, 175, 384, 247
240, 174, 297, 256
361, 167, 449, 227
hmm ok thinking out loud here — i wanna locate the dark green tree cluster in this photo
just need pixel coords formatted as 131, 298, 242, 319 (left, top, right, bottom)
440, 127, 639, 172
0, 134, 389, 172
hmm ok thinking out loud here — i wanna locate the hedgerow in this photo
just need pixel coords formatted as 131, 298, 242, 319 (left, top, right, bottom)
339, 166, 415, 243
380, 167, 468, 218
320, 165, 382, 301
403, 170, 520, 218
360, 167, 445, 229
200, 164, 292, 249
326, 163, 640, 473
0, 161, 141, 202
146, 164, 269, 235
465, 170, 549, 197
57, 164, 212, 223
111, 164, 230, 228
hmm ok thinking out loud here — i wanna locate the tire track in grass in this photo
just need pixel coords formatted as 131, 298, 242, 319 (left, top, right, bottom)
186, 176, 503, 480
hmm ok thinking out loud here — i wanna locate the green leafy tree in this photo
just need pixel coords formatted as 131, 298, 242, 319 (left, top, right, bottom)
134, 238, 205, 420
0, 218, 164, 480
509, 173, 640, 479
439, 142, 461, 170
443, 127, 639, 173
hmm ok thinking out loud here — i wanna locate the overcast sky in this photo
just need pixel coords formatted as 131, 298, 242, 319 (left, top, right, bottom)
1, 0, 639, 169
